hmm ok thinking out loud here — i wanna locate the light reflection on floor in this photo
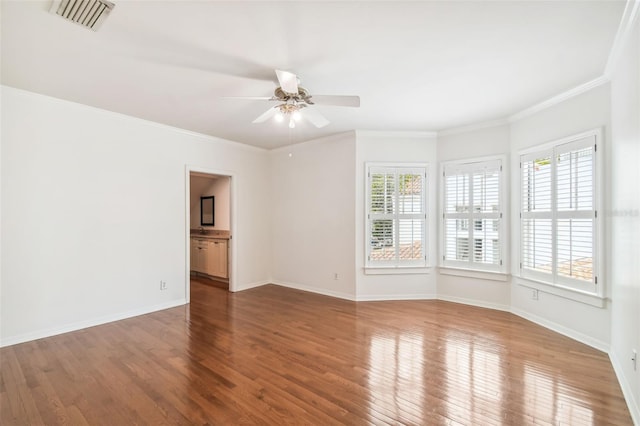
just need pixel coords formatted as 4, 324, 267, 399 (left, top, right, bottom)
368, 333, 425, 423
366, 327, 597, 425
523, 364, 594, 425
444, 332, 505, 425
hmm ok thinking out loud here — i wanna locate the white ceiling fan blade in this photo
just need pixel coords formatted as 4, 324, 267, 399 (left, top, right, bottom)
309, 95, 360, 107
252, 107, 278, 124
222, 96, 274, 101
302, 108, 330, 128
275, 69, 299, 95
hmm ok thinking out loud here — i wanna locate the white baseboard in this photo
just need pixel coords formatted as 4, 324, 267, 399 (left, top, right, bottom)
0, 298, 187, 348
510, 307, 609, 353
271, 280, 357, 301
272, 280, 438, 302
232, 280, 270, 292
610, 349, 640, 426
437, 294, 510, 312
356, 293, 437, 301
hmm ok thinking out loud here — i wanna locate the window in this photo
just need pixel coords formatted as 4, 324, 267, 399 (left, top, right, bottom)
520, 131, 599, 295
366, 164, 427, 268
442, 158, 504, 272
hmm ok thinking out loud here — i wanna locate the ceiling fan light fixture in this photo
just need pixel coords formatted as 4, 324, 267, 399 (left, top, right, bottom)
239, 69, 360, 130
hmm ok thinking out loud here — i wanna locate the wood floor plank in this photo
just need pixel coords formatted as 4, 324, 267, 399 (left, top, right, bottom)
0, 279, 633, 425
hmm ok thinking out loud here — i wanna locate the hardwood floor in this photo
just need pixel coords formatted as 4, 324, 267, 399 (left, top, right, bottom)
1, 279, 632, 425
190, 273, 229, 290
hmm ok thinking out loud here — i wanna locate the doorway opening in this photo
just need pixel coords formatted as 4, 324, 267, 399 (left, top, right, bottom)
185, 166, 235, 303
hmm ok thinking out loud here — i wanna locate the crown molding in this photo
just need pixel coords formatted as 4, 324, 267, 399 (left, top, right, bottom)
269, 130, 356, 153
508, 0, 638, 124
356, 130, 438, 139
442, 1, 638, 131
605, 0, 640, 77
2, 85, 269, 153
437, 118, 510, 137
507, 76, 610, 123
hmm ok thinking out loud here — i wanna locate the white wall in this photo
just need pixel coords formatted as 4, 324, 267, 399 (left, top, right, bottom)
269, 133, 357, 299
508, 83, 612, 350
190, 175, 231, 230
436, 124, 512, 311
355, 131, 438, 300
1, 67, 637, 420
609, 12, 640, 423
0, 86, 271, 346
438, 124, 510, 161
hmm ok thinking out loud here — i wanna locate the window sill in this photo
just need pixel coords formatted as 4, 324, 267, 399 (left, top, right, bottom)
364, 266, 432, 275
515, 276, 606, 308
439, 267, 509, 282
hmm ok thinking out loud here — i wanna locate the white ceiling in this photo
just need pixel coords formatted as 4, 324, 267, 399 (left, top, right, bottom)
1, 1, 626, 149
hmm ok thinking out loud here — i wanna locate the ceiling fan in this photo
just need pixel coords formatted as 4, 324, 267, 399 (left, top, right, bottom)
225, 69, 360, 129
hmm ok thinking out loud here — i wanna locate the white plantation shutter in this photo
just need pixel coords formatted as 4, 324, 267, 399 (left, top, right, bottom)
521, 151, 553, 278
444, 172, 469, 262
367, 165, 427, 267
472, 164, 501, 266
442, 159, 504, 272
555, 140, 595, 285
519, 133, 598, 294
369, 170, 396, 261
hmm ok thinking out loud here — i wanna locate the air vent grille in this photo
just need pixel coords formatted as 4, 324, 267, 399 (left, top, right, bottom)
50, 0, 115, 31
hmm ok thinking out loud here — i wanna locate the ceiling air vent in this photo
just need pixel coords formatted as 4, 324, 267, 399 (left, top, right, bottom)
49, 0, 115, 31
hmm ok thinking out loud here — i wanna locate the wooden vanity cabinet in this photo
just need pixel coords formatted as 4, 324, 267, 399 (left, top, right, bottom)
191, 237, 228, 279
191, 238, 210, 274
208, 239, 228, 279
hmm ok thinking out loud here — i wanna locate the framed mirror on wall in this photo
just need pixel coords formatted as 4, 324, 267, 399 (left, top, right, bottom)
200, 196, 215, 226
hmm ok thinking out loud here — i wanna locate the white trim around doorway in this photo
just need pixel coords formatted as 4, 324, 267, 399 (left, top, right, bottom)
185, 165, 237, 303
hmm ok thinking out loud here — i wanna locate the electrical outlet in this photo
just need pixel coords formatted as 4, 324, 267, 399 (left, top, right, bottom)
160, 280, 167, 291
632, 349, 637, 371
532, 289, 539, 300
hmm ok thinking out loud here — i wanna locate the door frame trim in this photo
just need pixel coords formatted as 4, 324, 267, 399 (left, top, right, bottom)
185, 165, 237, 303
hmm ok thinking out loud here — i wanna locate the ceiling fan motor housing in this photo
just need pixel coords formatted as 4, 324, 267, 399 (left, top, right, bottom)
244, 69, 358, 127
274, 87, 314, 105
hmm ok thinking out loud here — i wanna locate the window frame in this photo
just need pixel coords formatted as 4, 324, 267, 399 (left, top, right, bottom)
365, 163, 429, 270
518, 129, 603, 298
440, 156, 507, 274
